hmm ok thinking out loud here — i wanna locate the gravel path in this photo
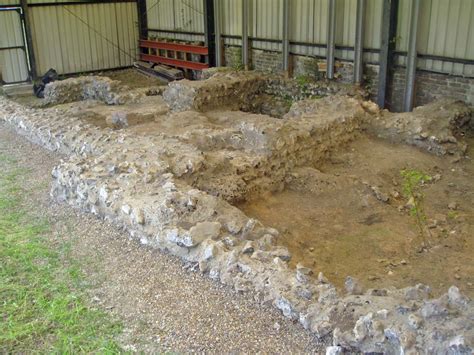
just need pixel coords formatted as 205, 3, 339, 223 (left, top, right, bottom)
0, 123, 324, 353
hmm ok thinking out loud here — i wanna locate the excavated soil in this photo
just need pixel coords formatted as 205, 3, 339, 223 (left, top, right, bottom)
98, 68, 166, 89
239, 135, 474, 297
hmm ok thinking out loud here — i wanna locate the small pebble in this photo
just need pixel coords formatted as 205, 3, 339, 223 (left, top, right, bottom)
448, 202, 458, 210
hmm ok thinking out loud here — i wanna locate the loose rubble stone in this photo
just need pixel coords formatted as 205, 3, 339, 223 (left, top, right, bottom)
408, 313, 423, 329
448, 286, 470, 307
368, 99, 473, 156
189, 222, 221, 245
448, 201, 458, 210
325, 346, 343, 355
344, 276, 363, 295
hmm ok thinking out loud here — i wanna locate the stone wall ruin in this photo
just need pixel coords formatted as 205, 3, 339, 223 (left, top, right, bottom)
1, 70, 473, 354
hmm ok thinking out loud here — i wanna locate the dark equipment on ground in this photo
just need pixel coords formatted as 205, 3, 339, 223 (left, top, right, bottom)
33, 68, 58, 98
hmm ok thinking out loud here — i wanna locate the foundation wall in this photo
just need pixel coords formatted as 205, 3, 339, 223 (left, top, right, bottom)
1, 74, 473, 353
223, 46, 474, 112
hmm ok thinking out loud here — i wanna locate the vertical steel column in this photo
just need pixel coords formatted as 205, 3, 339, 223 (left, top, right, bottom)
353, 0, 366, 84
403, 0, 420, 112
242, 0, 249, 69
377, 0, 399, 109
136, 0, 148, 41
282, 0, 290, 75
326, 0, 336, 79
204, 0, 216, 67
214, 0, 222, 66
19, 0, 37, 80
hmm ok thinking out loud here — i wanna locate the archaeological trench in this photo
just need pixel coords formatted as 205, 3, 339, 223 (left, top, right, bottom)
1, 69, 473, 354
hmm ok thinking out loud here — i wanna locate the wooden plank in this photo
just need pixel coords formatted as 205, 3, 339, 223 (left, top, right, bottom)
133, 61, 184, 81
139, 53, 209, 70
139, 39, 208, 55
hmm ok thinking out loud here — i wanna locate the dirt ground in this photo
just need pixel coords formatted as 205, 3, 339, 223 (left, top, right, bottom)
240, 135, 474, 297
0, 123, 324, 353
99, 68, 166, 89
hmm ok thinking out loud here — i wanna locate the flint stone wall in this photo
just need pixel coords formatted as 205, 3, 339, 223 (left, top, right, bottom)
43, 76, 145, 105
2, 92, 473, 354
163, 71, 266, 112
166, 69, 365, 117
222, 46, 474, 112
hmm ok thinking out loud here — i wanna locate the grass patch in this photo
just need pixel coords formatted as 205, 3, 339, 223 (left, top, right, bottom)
0, 154, 123, 353
400, 169, 432, 248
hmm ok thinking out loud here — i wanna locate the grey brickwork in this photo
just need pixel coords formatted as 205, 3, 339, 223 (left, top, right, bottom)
222, 46, 474, 112
388, 69, 474, 112
251, 49, 283, 73
223, 46, 242, 70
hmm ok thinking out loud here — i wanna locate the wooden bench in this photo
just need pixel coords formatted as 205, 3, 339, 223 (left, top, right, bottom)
138, 39, 209, 71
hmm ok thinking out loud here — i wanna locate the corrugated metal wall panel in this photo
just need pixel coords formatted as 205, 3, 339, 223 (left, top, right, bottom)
220, 0, 240, 46
221, 0, 240, 36
146, 0, 204, 33
396, 0, 473, 76
0, 9, 29, 82
28, 0, 68, 3
362, 0, 381, 64
0, 10, 23, 48
418, 0, 473, 76
253, 0, 282, 51
0, 48, 28, 82
174, 0, 204, 33
28, 2, 137, 75
146, 0, 472, 76
289, 0, 326, 58
0, 0, 454, 79
335, 0, 356, 61
0, 0, 20, 5
146, 0, 173, 30
116, 2, 137, 66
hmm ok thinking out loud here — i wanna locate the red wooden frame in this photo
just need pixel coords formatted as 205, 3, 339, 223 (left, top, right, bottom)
139, 39, 209, 71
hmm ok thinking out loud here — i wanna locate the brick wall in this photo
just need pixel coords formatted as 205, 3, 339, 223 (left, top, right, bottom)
388, 69, 474, 111
224, 46, 242, 69
251, 49, 283, 73
222, 46, 474, 112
